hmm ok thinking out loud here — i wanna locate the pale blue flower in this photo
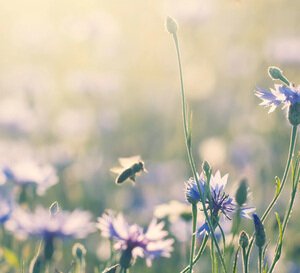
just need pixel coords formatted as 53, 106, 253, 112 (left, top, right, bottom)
184, 175, 205, 204
255, 84, 300, 113
97, 211, 174, 268
1, 159, 58, 195
5, 206, 95, 241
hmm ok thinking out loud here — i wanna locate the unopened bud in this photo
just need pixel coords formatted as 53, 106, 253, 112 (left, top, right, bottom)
202, 161, 211, 176
180, 211, 192, 222
235, 179, 248, 206
72, 243, 86, 260
253, 213, 266, 248
268, 66, 290, 85
166, 16, 178, 34
239, 231, 249, 249
49, 201, 59, 217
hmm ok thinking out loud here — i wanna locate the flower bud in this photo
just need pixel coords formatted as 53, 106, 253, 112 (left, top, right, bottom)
202, 161, 211, 176
288, 102, 300, 126
166, 16, 178, 34
268, 66, 289, 85
180, 211, 192, 222
253, 213, 266, 248
49, 201, 59, 217
235, 179, 248, 206
239, 231, 249, 249
72, 243, 87, 260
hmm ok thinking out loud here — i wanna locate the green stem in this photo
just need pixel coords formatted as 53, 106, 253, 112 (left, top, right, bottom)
211, 238, 218, 273
188, 204, 198, 273
171, 32, 227, 273
262, 125, 297, 222
246, 125, 298, 261
258, 248, 263, 273
180, 235, 209, 273
268, 158, 300, 273
242, 247, 248, 273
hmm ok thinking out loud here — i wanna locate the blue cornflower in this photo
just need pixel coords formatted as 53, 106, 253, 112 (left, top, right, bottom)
1, 159, 58, 195
184, 175, 205, 204
97, 211, 174, 268
255, 84, 300, 113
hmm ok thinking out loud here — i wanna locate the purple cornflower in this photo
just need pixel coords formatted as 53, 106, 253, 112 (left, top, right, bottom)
6, 206, 95, 261
1, 159, 58, 195
255, 84, 300, 113
97, 211, 174, 268
6, 206, 95, 240
185, 170, 255, 239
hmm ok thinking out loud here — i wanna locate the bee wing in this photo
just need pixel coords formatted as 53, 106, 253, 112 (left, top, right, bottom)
110, 167, 124, 174
118, 155, 141, 168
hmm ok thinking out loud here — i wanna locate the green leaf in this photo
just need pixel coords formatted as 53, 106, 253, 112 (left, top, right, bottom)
3, 247, 19, 269
274, 212, 283, 260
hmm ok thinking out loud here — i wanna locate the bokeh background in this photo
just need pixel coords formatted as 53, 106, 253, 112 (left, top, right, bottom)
1, 0, 300, 272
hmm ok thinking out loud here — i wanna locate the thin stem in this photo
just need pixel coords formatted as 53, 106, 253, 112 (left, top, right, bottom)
188, 204, 198, 273
242, 247, 248, 273
262, 125, 297, 222
268, 158, 300, 273
246, 125, 298, 262
258, 248, 263, 273
180, 235, 209, 273
171, 32, 228, 273
210, 238, 218, 273
172, 34, 197, 173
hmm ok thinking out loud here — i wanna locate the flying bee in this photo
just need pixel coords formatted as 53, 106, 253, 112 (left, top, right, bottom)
110, 155, 147, 184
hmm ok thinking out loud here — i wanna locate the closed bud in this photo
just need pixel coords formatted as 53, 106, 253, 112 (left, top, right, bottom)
268, 66, 283, 80
288, 102, 300, 126
235, 179, 248, 206
268, 66, 290, 85
49, 201, 60, 217
253, 213, 266, 248
72, 243, 86, 260
202, 161, 211, 176
239, 231, 249, 249
180, 211, 192, 222
166, 16, 178, 34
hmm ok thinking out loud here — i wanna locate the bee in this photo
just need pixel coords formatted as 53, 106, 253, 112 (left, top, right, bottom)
110, 155, 147, 184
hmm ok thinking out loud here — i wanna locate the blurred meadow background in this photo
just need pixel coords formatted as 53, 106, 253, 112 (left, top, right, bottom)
1, 0, 300, 272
